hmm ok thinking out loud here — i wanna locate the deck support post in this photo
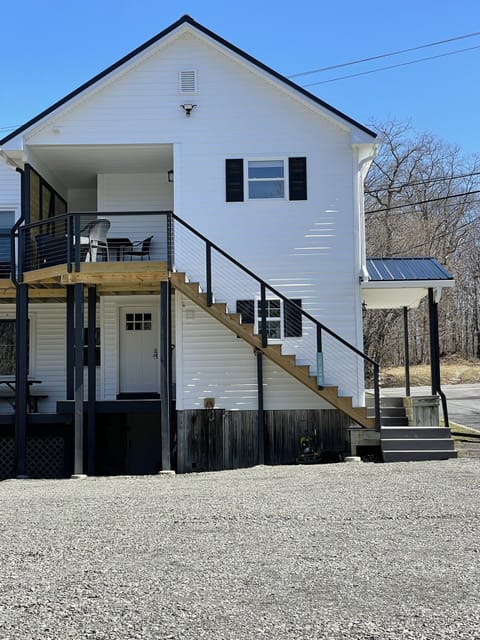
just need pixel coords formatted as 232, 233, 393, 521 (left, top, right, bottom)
73, 283, 84, 476
403, 306, 411, 397
87, 286, 97, 475
15, 283, 29, 478
66, 285, 75, 400
160, 281, 171, 471
428, 288, 440, 395
256, 349, 265, 465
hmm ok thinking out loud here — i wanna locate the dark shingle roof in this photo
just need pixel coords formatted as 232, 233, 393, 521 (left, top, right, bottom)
366, 258, 453, 282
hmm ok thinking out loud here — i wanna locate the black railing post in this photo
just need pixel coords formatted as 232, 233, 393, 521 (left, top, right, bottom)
403, 306, 411, 397
74, 214, 81, 272
66, 215, 72, 273
166, 211, 174, 271
260, 283, 267, 348
206, 241, 213, 306
373, 363, 381, 432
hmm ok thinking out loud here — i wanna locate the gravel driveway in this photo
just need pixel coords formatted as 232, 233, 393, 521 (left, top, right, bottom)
1, 461, 479, 639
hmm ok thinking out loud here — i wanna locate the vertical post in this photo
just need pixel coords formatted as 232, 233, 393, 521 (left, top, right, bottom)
206, 242, 212, 306
373, 363, 381, 432
15, 283, 29, 478
74, 214, 81, 271
260, 283, 267, 348
428, 288, 440, 395
87, 286, 97, 476
66, 285, 75, 400
73, 282, 84, 476
160, 281, 171, 471
166, 212, 174, 271
66, 214, 72, 273
256, 349, 265, 465
403, 306, 411, 397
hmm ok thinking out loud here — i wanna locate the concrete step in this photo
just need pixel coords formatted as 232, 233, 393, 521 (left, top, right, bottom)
382, 438, 456, 452
381, 426, 452, 439
367, 406, 407, 419
382, 449, 458, 462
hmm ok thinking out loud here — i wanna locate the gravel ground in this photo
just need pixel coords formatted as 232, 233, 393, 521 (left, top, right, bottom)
1, 460, 479, 640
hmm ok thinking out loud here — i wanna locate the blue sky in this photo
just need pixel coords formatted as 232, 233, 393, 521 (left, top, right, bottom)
1, 0, 479, 155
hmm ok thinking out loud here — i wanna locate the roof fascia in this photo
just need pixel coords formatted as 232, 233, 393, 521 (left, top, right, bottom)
0, 15, 376, 148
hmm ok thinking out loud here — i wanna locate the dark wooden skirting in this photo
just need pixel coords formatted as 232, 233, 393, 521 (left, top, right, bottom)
0, 413, 72, 426
176, 409, 351, 473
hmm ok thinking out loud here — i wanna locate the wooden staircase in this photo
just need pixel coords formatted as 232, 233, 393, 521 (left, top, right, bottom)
170, 272, 374, 428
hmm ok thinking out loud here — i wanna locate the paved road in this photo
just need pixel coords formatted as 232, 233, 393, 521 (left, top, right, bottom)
382, 383, 480, 430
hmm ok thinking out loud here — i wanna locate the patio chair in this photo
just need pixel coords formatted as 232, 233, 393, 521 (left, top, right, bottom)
86, 219, 110, 262
122, 235, 153, 261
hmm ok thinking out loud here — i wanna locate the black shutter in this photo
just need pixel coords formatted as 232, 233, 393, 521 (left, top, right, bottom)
236, 299, 254, 324
284, 299, 302, 337
226, 159, 244, 202
288, 157, 307, 201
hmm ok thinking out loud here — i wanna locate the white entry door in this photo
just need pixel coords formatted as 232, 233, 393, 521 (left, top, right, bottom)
119, 307, 159, 394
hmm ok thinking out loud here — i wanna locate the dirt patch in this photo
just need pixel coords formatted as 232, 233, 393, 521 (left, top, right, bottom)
381, 357, 480, 387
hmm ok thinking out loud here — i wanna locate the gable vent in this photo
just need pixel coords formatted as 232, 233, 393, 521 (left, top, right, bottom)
179, 70, 197, 94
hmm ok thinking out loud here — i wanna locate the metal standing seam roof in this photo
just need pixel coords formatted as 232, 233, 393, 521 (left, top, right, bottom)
365, 258, 454, 282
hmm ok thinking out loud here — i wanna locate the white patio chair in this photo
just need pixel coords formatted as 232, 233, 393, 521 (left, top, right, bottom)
86, 219, 110, 262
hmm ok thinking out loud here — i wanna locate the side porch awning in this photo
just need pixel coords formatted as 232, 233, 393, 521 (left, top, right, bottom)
361, 257, 454, 309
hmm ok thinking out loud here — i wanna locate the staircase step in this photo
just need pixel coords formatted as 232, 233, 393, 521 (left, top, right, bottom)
382, 438, 456, 452
366, 395, 405, 408
380, 417, 409, 427
382, 450, 458, 462
381, 426, 452, 439
367, 407, 406, 419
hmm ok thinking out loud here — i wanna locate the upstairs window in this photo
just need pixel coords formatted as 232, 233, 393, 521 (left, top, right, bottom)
226, 157, 307, 202
248, 160, 285, 199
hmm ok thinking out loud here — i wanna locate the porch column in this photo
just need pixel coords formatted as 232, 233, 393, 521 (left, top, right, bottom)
428, 288, 441, 395
403, 306, 411, 397
256, 349, 265, 465
15, 283, 29, 478
160, 281, 171, 471
66, 285, 75, 399
73, 283, 85, 476
87, 286, 97, 475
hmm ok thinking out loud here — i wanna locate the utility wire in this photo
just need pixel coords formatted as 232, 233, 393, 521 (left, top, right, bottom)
289, 30, 480, 78
365, 189, 480, 215
387, 218, 478, 255
302, 44, 480, 86
365, 170, 480, 194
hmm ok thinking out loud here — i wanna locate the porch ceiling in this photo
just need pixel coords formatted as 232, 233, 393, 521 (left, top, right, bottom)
27, 144, 173, 189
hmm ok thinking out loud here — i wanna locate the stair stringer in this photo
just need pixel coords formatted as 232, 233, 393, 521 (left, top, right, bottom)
170, 272, 374, 428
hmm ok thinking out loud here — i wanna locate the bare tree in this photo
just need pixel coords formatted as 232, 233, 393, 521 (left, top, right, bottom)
364, 119, 480, 366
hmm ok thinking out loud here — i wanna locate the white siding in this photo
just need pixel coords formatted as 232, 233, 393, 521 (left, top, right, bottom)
176, 293, 331, 411
0, 162, 21, 217
1, 26, 375, 407
98, 173, 171, 261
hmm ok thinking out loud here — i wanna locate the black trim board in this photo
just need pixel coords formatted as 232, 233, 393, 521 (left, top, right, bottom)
0, 16, 376, 147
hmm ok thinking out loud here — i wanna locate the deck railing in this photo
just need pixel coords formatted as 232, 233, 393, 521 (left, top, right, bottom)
14, 210, 381, 429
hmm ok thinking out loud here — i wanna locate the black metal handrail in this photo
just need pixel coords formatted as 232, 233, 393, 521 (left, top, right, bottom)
13, 209, 381, 428
171, 213, 381, 429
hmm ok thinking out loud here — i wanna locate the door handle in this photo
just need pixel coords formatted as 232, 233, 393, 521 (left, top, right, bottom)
153, 348, 158, 360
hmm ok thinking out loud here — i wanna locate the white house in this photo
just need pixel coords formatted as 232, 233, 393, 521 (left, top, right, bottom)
0, 15, 455, 478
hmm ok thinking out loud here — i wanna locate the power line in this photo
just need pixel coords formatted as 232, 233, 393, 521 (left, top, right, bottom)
365, 189, 480, 215
301, 44, 480, 87
387, 218, 478, 255
365, 170, 480, 194
289, 30, 480, 78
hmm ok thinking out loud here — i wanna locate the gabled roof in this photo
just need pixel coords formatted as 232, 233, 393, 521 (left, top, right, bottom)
0, 14, 376, 146
365, 257, 453, 282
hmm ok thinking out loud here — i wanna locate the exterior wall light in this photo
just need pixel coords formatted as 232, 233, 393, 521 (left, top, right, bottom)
168, 170, 174, 183
181, 103, 197, 117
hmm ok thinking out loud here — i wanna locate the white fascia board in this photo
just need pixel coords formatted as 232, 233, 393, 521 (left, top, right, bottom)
361, 279, 455, 290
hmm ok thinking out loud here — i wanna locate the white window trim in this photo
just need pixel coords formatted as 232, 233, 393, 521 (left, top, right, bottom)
246, 158, 289, 201
254, 296, 284, 341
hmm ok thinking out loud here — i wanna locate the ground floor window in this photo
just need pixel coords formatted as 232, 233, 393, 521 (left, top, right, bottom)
0, 319, 30, 375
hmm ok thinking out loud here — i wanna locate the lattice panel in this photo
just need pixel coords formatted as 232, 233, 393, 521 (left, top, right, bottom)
27, 437, 65, 478
0, 438, 15, 479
